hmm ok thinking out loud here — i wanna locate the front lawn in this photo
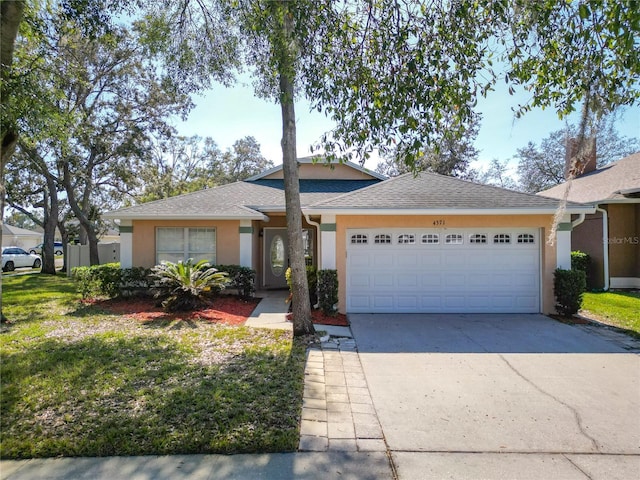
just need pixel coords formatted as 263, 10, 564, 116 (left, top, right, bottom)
0, 274, 306, 459
581, 291, 640, 336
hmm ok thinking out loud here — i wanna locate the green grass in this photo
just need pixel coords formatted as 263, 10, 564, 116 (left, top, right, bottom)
1, 273, 306, 459
581, 291, 640, 336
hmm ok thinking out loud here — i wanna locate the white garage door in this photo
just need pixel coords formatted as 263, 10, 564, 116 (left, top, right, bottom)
346, 228, 540, 313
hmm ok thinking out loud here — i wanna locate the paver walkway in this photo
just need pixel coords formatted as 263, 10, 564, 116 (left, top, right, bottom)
247, 291, 388, 454
298, 346, 387, 453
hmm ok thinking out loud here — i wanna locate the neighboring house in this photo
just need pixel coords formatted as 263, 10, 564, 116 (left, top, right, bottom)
539, 152, 640, 290
1, 224, 42, 250
105, 157, 593, 315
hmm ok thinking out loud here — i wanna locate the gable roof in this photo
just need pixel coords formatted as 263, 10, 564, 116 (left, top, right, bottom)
105, 157, 385, 220
538, 152, 640, 203
104, 179, 379, 220
305, 171, 594, 215
2, 224, 42, 237
245, 156, 386, 181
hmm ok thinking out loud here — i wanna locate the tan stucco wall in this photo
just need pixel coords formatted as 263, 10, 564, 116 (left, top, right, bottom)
334, 214, 557, 314
608, 203, 639, 278
132, 220, 240, 268
262, 163, 378, 180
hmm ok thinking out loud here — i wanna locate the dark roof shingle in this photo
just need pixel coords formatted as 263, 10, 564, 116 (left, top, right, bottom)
308, 171, 572, 210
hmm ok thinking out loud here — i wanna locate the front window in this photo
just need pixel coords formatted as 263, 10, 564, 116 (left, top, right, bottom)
156, 227, 216, 264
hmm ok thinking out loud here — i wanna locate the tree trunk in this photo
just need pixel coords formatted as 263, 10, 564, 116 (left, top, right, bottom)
62, 164, 100, 265
278, 10, 314, 337
58, 221, 69, 273
0, 0, 26, 322
0, 0, 23, 171
40, 183, 58, 275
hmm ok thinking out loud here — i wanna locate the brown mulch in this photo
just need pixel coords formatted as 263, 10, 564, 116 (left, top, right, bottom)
86, 296, 349, 327
286, 310, 350, 327
86, 295, 260, 326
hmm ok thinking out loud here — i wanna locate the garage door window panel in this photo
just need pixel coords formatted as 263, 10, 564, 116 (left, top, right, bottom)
494, 234, 511, 244
445, 234, 463, 244
374, 234, 391, 244
351, 234, 368, 244
469, 234, 487, 244
518, 233, 535, 244
422, 234, 439, 244
397, 234, 415, 244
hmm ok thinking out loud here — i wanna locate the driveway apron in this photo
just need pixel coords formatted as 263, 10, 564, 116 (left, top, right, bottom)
350, 313, 640, 479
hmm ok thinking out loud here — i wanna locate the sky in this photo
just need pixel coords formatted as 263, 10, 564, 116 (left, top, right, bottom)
175, 75, 640, 174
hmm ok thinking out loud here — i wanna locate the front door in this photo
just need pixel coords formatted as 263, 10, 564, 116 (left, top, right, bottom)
263, 228, 289, 288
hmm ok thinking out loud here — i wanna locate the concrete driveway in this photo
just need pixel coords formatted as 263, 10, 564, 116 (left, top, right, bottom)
349, 314, 640, 480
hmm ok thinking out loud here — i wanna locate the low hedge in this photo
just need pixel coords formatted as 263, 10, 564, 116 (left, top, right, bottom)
72, 262, 255, 300
72, 263, 122, 299
212, 264, 256, 299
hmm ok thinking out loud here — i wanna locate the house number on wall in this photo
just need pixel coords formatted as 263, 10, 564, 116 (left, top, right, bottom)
432, 219, 445, 226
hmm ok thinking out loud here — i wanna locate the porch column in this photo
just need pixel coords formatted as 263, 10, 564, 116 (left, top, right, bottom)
119, 220, 133, 268
320, 214, 336, 269
556, 214, 572, 270
239, 220, 253, 268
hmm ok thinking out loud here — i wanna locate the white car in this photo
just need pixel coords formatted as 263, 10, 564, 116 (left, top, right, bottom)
29, 242, 64, 256
2, 247, 42, 272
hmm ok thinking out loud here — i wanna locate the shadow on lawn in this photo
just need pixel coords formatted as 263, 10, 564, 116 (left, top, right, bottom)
1, 334, 306, 459
141, 317, 200, 330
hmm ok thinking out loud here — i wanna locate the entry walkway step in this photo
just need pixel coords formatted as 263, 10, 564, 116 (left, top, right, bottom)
244, 290, 291, 330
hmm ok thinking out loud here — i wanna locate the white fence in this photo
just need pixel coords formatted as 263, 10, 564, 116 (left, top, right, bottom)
66, 243, 120, 274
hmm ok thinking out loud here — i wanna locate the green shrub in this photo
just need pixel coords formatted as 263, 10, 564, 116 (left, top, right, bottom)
571, 251, 590, 274
71, 263, 121, 298
554, 268, 587, 317
317, 269, 338, 316
151, 260, 229, 312
213, 264, 256, 299
285, 266, 318, 307
120, 267, 153, 297
71, 266, 97, 299
91, 263, 122, 298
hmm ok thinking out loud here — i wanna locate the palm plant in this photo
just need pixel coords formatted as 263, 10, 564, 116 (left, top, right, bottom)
150, 259, 229, 312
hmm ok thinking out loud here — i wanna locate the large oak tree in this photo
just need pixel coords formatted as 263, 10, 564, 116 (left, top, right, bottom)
143, 0, 639, 335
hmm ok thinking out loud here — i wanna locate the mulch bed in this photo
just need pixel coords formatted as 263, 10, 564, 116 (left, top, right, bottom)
85, 296, 349, 327
87, 296, 260, 326
286, 310, 350, 327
